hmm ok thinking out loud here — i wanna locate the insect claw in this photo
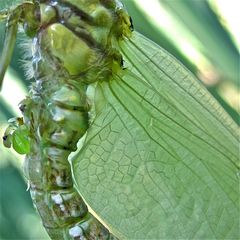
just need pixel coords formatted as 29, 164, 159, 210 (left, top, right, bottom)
26, 181, 31, 191
0, 9, 8, 21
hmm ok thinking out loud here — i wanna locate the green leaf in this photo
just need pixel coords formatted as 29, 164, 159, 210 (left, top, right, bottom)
160, 0, 239, 86
72, 32, 239, 239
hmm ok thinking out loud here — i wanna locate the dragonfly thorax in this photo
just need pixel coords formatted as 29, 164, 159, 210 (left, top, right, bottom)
31, 0, 131, 82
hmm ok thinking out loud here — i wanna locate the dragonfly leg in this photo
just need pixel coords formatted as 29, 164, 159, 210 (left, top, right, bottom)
0, 7, 22, 90
0, 3, 39, 90
0, 9, 8, 21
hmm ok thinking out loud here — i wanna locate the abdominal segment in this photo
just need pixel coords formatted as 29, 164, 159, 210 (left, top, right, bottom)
22, 81, 114, 239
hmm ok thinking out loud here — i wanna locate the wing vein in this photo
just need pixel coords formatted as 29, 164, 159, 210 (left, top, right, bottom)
127, 36, 238, 141
116, 70, 238, 167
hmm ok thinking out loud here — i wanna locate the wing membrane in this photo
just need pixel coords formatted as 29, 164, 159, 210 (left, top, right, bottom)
73, 32, 239, 239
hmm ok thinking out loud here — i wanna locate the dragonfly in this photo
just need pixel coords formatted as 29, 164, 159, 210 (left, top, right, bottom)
0, 0, 239, 239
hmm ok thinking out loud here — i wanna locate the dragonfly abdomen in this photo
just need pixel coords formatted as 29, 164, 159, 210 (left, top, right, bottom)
22, 13, 115, 237
22, 76, 115, 239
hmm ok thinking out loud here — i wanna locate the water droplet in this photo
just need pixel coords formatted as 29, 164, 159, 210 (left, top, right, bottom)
69, 226, 83, 238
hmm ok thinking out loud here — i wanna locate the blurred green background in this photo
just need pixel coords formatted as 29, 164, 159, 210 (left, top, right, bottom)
0, 0, 239, 239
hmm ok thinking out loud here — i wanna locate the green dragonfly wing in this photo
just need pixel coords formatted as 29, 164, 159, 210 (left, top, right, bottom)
73, 32, 239, 239
121, 32, 239, 143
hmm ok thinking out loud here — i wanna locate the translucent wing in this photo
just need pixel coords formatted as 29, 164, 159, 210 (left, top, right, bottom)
72, 32, 239, 239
